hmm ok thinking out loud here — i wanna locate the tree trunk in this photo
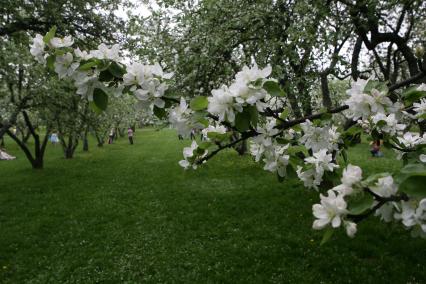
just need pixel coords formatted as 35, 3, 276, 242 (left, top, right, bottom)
95, 132, 104, 147
83, 129, 89, 152
320, 73, 333, 109
61, 136, 78, 159
231, 132, 247, 155
64, 146, 74, 159
280, 78, 302, 118
6, 117, 49, 170
22, 128, 31, 144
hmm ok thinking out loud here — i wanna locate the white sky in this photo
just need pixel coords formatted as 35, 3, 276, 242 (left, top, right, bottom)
114, 0, 156, 20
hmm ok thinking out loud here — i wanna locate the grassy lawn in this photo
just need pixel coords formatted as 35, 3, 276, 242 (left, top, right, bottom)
0, 128, 424, 283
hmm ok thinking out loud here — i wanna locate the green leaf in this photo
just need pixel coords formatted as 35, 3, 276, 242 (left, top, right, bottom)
54, 49, 67, 56
276, 137, 290, 144
190, 96, 208, 111
78, 60, 99, 71
43, 26, 57, 44
402, 86, 426, 105
347, 192, 374, 215
250, 78, 264, 89
46, 55, 55, 70
198, 141, 213, 150
280, 109, 290, 120
89, 101, 102, 114
108, 61, 126, 78
99, 70, 114, 82
287, 145, 308, 155
362, 172, 391, 186
364, 80, 388, 94
397, 163, 426, 198
235, 110, 251, 132
93, 88, 108, 111
263, 80, 285, 97
197, 117, 210, 127
320, 112, 333, 121
153, 105, 166, 119
400, 163, 426, 175
246, 105, 258, 128
399, 175, 426, 199
207, 132, 231, 141
286, 163, 298, 179
320, 227, 334, 246
341, 149, 348, 164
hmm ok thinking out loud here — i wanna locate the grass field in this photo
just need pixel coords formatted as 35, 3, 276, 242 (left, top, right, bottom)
0, 128, 425, 283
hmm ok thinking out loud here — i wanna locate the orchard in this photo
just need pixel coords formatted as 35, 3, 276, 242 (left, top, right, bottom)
1, 0, 425, 282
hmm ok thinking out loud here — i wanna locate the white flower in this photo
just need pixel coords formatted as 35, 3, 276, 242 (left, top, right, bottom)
347, 79, 369, 97
417, 83, 426, 91
413, 98, 426, 121
207, 85, 239, 122
202, 125, 227, 140
90, 43, 120, 61
397, 132, 425, 148
375, 202, 396, 222
123, 62, 150, 87
304, 149, 339, 176
370, 88, 393, 114
345, 79, 374, 120
50, 36, 74, 48
54, 52, 79, 79
330, 165, 363, 197
169, 97, 193, 137
229, 80, 267, 111
372, 113, 405, 135
30, 34, 46, 64
179, 141, 199, 169
344, 79, 393, 120
249, 118, 280, 159
73, 71, 98, 98
312, 190, 348, 229
296, 167, 318, 189
132, 77, 167, 108
420, 154, 426, 163
344, 221, 357, 238
299, 120, 339, 152
234, 63, 272, 83
178, 159, 190, 169
179, 141, 208, 170
149, 62, 174, 79
262, 144, 290, 177
341, 164, 362, 187
394, 199, 426, 238
371, 176, 398, 198
74, 47, 93, 60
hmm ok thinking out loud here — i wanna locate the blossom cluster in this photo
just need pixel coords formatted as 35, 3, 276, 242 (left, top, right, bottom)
207, 64, 272, 123
30, 32, 172, 108
344, 79, 401, 120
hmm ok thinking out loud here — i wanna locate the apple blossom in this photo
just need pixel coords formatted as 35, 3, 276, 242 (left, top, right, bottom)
29, 34, 46, 64
50, 36, 74, 48
312, 189, 348, 229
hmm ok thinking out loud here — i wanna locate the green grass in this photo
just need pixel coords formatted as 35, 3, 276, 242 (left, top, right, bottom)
0, 129, 424, 283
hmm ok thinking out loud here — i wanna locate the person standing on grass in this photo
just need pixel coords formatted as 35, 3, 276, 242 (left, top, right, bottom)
127, 127, 134, 145
370, 140, 383, 157
50, 132, 59, 145
108, 128, 115, 144
0, 148, 15, 160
